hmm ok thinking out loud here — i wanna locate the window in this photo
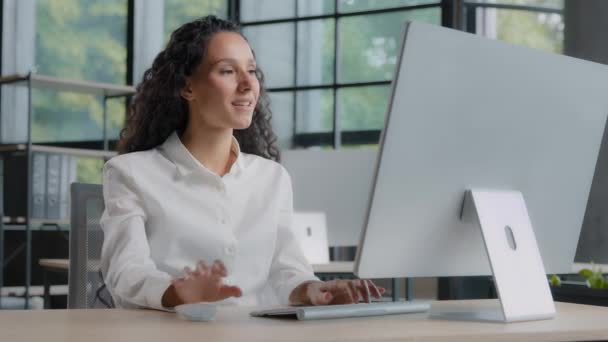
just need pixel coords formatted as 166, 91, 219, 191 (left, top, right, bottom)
33, 0, 129, 143
164, 0, 229, 42
464, 0, 564, 53
31, 0, 231, 144
240, 0, 443, 149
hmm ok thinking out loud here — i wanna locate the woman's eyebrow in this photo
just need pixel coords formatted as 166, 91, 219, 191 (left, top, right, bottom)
211, 58, 256, 67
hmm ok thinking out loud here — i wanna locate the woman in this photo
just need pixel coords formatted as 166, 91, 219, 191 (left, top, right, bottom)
100, 15, 383, 310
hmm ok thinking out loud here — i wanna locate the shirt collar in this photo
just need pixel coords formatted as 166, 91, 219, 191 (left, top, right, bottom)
160, 131, 243, 178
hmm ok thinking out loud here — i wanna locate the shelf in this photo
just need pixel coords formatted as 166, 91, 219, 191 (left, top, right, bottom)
0, 144, 117, 158
1, 284, 68, 297
1, 218, 70, 231
2, 216, 25, 224
0, 74, 135, 97
0, 72, 127, 305
30, 218, 70, 229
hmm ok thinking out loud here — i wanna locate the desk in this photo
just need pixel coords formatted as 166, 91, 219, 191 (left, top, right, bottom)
1, 300, 608, 341
312, 261, 354, 273
39, 259, 70, 270
39, 259, 70, 309
38, 259, 100, 309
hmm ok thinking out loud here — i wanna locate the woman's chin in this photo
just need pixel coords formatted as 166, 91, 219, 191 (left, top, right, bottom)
226, 109, 254, 129
233, 117, 253, 130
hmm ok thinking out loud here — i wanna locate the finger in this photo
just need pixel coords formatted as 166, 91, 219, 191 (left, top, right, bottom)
347, 280, 361, 303
218, 285, 242, 299
197, 261, 209, 274
325, 279, 345, 291
211, 260, 227, 277
359, 280, 371, 303
183, 266, 195, 279
331, 280, 355, 304
334, 284, 354, 305
209, 262, 220, 278
340, 282, 356, 304
307, 285, 333, 305
366, 279, 382, 299
312, 291, 333, 305
316, 281, 331, 292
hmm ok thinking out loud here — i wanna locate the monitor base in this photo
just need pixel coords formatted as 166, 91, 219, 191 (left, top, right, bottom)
456, 189, 556, 322
429, 299, 554, 322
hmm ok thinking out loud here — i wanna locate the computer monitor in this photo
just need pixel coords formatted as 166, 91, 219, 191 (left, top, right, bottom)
282, 149, 376, 247
354, 22, 608, 322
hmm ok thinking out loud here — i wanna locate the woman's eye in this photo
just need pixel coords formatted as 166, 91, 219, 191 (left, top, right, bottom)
248, 69, 257, 75
220, 69, 234, 75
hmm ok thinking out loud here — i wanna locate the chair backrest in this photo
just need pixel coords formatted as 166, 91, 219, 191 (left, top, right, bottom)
67, 183, 113, 308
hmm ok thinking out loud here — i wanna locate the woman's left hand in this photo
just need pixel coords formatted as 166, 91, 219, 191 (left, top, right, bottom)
289, 279, 385, 306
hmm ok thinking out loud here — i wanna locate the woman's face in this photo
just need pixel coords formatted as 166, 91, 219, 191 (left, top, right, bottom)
182, 31, 260, 130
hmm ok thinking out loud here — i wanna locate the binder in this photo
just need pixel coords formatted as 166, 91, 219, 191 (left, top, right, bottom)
69, 157, 77, 185
0, 156, 4, 216
59, 154, 70, 220
31, 152, 46, 219
46, 153, 61, 220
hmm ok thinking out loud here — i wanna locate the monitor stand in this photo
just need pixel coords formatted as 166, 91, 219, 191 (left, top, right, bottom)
429, 189, 556, 323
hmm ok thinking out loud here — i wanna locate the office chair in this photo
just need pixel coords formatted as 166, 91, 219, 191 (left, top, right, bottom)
67, 183, 113, 309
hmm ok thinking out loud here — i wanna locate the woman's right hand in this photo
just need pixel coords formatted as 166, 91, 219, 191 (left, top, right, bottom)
162, 260, 242, 307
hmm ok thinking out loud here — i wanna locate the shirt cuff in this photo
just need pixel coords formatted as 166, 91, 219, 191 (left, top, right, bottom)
145, 273, 175, 312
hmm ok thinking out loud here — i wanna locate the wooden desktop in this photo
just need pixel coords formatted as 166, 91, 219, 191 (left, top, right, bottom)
1, 300, 608, 341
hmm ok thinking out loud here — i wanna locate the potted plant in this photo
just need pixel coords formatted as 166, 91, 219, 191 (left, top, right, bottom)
550, 266, 608, 307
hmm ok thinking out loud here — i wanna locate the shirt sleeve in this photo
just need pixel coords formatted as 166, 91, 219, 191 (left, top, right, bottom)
267, 167, 320, 305
100, 157, 173, 311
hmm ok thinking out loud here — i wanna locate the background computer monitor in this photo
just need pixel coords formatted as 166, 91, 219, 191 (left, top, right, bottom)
282, 149, 376, 247
355, 22, 608, 279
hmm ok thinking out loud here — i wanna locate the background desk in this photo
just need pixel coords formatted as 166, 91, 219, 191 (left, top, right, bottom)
2, 300, 608, 341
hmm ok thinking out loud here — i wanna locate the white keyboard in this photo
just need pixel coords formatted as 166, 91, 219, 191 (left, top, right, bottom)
250, 301, 430, 321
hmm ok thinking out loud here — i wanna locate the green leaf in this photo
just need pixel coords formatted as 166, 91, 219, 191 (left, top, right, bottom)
579, 269, 594, 280
589, 273, 604, 289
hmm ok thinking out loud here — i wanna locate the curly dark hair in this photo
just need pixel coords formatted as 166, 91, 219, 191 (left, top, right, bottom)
117, 16, 280, 161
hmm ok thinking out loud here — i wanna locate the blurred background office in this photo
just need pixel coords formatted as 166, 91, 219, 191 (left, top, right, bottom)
0, 0, 607, 309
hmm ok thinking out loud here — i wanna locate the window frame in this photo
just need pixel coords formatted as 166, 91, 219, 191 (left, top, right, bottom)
462, 1, 564, 47
28, 0, 232, 150
238, 0, 456, 149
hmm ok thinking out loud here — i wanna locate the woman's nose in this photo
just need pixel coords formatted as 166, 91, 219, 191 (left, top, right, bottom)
238, 72, 255, 92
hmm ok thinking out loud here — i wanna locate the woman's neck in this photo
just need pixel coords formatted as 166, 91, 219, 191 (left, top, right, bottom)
181, 124, 236, 177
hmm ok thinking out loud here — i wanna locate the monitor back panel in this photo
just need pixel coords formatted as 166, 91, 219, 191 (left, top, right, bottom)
356, 22, 608, 278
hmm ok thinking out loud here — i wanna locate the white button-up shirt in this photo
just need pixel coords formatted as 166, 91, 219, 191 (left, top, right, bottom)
100, 131, 318, 310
